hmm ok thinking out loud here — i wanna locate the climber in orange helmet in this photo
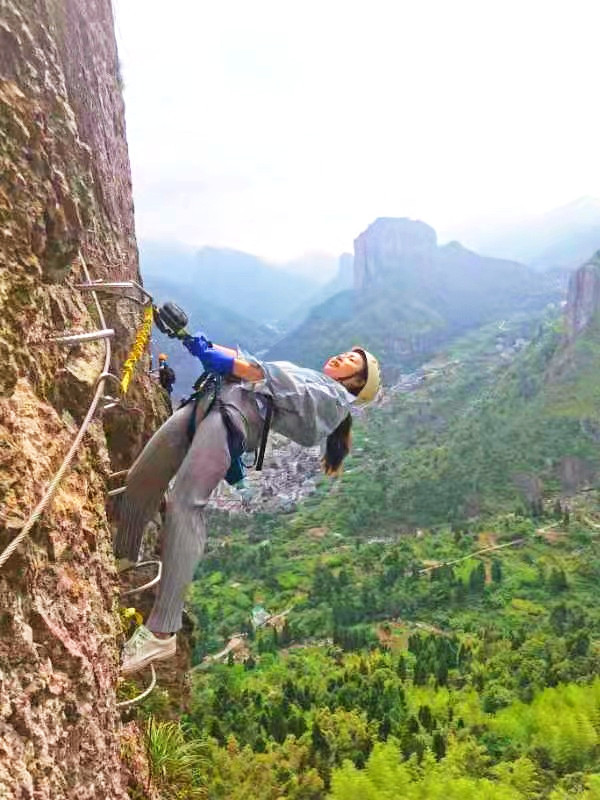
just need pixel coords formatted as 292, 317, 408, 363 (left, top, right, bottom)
114, 334, 381, 674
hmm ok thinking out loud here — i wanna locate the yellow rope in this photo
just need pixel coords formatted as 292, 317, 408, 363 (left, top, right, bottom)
120, 305, 153, 394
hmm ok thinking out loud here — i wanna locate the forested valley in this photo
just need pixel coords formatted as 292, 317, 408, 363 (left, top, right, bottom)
119, 283, 600, 799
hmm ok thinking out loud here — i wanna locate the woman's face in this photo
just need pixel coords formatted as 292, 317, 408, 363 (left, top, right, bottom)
323, 351, 366, 392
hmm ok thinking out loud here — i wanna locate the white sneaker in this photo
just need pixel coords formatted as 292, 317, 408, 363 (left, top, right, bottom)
121, 624, 176, 674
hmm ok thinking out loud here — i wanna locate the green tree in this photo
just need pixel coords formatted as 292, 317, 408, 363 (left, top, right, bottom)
432, 731, 447, 761
397, 655, 407, 681
548, 568, 568, 593
418, 704, 434, 732
468, 562, 486, 593
491, 559, 503, 583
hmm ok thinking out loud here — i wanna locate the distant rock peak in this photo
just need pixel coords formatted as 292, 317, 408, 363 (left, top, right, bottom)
360, 217, 437, 243
353, 218, 438, 291
441, 240, 468, 252
565, 252, 600, 340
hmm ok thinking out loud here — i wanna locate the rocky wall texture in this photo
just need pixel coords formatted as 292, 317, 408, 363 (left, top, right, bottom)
565, 254, 600, 341
0, 2, 167, 798
353, 217, 437, 292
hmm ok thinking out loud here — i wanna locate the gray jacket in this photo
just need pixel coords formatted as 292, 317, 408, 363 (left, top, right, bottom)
241, 358, 356, 447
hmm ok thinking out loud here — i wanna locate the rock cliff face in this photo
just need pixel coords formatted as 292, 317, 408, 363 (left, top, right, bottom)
565, 253, 600, 340
0, 2, 165, 798
353, 217, 437, 291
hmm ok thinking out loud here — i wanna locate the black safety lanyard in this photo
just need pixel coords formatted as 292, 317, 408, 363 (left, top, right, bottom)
255, 396, 273, 471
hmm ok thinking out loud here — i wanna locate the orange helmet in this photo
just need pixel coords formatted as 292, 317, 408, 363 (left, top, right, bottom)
158, 353, 168, 362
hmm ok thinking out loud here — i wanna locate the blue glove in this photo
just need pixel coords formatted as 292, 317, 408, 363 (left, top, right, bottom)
183, 332, 235, 375
182, 332, 210, 359
200, 345, 235, 375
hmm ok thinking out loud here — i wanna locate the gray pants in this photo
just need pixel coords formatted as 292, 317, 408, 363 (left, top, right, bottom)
114, 383, 265, 632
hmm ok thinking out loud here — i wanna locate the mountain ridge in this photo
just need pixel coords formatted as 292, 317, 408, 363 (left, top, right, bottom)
266, 218, 565, 374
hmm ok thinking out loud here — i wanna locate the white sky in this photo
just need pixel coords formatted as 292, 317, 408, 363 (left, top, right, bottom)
112, 0, 600, 262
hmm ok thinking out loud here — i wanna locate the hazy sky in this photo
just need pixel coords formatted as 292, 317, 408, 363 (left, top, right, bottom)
113, 0, 600, 262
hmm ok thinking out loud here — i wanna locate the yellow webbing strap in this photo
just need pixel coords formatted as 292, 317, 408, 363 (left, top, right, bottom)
120, 305, 153, 394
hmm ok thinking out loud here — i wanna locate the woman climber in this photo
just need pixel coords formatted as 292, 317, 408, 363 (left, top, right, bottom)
114, 332, 381, 674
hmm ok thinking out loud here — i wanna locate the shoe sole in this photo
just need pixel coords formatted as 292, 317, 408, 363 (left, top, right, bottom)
121, 645, 176, 675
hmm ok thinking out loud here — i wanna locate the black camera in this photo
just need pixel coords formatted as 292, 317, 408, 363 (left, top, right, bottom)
153, 302, 189, 338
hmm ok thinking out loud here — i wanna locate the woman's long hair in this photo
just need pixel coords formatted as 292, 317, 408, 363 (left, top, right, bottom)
322, 351, 367, 476
322, 413, 352, 476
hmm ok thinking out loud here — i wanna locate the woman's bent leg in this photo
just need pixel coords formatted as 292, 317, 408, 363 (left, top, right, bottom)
146, 410, 232, 633
113, 404, 193, 561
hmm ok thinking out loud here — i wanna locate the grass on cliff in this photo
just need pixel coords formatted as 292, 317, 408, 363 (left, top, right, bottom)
144, 717, 208, 799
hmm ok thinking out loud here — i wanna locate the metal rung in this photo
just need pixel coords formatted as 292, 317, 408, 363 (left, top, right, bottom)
116, 664, 156, 708
120, 560, 162, 597
109, 469, 129, 480
75, 281, 153, 306
94, 372, 121, 392
102, 395, 121, 410
107, 486, 127, 497
47, 329, 115, 345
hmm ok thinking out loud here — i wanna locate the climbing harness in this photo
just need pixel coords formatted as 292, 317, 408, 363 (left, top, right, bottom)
180, 371, 220, 435
182, 372, 273, 485
182, 373, 245, 485
154, 298, 274, 475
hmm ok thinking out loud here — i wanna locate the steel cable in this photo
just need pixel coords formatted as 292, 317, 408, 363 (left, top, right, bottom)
0, 252, 111, 568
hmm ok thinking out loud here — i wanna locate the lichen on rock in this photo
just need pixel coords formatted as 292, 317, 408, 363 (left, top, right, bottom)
0, 2, 168, 798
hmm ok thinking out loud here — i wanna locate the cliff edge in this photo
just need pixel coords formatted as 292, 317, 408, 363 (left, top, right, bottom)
0, 2, 166, 797
565, 252, 600, 341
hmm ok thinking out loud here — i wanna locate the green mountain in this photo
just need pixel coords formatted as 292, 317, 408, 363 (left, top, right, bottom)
351, 252, 600, 527
265, 219, 564, 373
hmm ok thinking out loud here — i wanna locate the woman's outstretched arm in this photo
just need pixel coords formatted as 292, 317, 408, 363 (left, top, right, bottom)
183, 333, 265, 382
